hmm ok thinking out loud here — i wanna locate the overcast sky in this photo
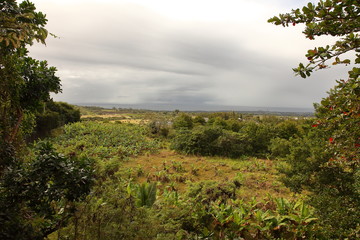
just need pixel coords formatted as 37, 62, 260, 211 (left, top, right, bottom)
29, 0, 351, 110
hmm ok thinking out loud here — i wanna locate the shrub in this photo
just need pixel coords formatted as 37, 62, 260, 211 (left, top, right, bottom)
269, 137, 291, 158
173, 113, 193, 130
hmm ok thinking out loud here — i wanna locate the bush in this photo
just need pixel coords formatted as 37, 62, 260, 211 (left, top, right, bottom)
173, 113, 193, 130
269, 137, 291, 158
0, 142, 94, 239
170, 126, 223, 156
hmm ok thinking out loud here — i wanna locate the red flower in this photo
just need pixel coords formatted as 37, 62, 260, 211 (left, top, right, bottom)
329, 137, 334, 143
355, 144, 360, 148
312, 124, 319, 127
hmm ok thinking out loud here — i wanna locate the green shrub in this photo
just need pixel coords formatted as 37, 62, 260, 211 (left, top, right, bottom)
173, 113, 193, 130
269, 137, 291, 158
170, 126, 223, 156
0, 142, 94, 239
171, 126, 253, 158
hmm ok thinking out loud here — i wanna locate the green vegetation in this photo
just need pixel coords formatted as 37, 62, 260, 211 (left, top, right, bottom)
0, 1, 92, 239
170, 116, 303, 158
269, 0, 359, 238
1, 0, 358, 239
32, 101, 80, 139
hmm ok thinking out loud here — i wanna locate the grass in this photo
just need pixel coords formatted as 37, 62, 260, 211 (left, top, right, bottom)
120, 150, 292, 200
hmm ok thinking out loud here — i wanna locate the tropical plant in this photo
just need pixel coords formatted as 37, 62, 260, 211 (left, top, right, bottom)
135, 182, 157, 207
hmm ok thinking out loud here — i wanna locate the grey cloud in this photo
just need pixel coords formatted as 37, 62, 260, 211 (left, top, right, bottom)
32, 0, 350, 109
143, 87, 216, 105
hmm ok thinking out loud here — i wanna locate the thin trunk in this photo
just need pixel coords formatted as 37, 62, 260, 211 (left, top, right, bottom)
6, 108, 23, 143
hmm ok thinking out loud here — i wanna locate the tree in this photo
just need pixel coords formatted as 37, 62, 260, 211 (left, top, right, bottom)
269, 0, 359, 238
0, 1, 93, 238
0, 0, 61, 163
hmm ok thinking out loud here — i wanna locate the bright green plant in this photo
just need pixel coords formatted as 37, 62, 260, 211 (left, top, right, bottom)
53, 121, 160, 162
135, 182, 157, 207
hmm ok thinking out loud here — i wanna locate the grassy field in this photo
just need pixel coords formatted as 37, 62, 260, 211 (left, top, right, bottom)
74, 106, 297, 200
121, 150, 292, 200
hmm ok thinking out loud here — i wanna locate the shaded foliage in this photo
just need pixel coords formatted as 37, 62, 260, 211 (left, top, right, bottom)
32, 101, 80, 139
0, 142, 94, 240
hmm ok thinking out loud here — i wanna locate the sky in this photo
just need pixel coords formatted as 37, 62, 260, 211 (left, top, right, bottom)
29, 0, 351, 110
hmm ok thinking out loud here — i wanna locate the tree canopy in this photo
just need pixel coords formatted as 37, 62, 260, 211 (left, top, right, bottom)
269, 0, 359, 237
0, 0, 60, 155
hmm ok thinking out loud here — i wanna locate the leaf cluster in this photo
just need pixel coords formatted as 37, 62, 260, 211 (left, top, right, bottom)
0, 142, 94, 239
268, 0, 359, 77
0, 0, 48, 50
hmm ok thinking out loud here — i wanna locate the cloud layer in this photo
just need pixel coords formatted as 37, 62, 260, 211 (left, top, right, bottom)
29, 0, 350, 109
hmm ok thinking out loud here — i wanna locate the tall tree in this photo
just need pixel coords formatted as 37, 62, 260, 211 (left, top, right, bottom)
0, 0, 61, 168
269, 0, 359, 238
0, 1, 93, 239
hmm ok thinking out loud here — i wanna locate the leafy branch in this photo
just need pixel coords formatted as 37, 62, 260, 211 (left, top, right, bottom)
268, 0, 359, 78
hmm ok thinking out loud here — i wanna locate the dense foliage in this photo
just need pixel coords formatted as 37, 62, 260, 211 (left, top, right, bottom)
52, 121, 160, 177
53, 177, 321, 240
279, 77, 360, 238
170, 115, 304, 158
0, 0, 61, 156
32, 101, 80, 139
269, 0, 359, 238
0, 1, 93, 238
0, 142, 94, 240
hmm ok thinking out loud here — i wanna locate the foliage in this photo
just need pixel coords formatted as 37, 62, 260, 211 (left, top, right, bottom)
32, 101, 80, 139
63, 177, 317, 240
134, 182, 157, 207
155, 183, 322, 240
148, 120, 170, 138
269, 137, 292, 159
0, 0, 48, 48
173, 113, 193, 130
268, 0, 359, 78
0, 0, 61, 151
0, 1, 94, 238
171, 119, 304, 158
54, 121, 160, 161
186, 181, 239, 205
269, 0, 360, 238
53, 180, 160, 240
279, 78, 360, 238
171, 126, 253, 158
0, 141, 94, 240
